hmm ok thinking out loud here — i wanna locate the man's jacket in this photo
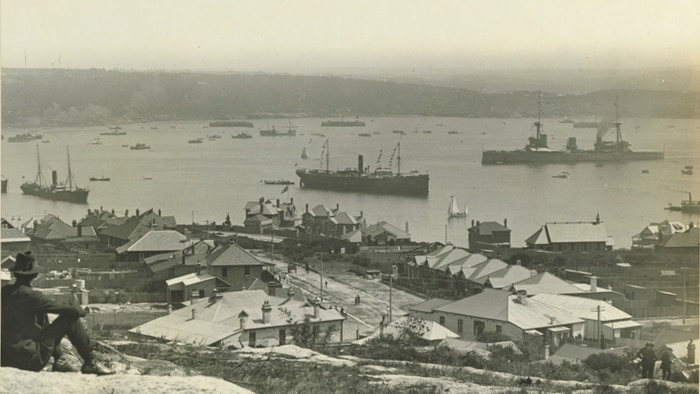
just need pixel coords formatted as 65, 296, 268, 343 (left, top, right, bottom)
1, 282, 85, 370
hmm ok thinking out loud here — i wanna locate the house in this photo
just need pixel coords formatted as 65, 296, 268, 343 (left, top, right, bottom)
361, 221, 410, 246
98, 208, 177, 248
468, 219, 511, 251
413, 288, 584, 347
525, 214, 613, 252
509, 271, 586, 296
115, 230, 193, 262
656, 225, 699, 255
165, 271, 233, 305
130, 289, 345, 348
144, 240, 215, 280
78, 209, 127, 232
352, 316, 459, 344
632, 220, 687, 250
1, 219, 31, 253
204, 243, 277, 293
244, 197, 300, 233
301, 203, 364, 238
23, 214, 100, 251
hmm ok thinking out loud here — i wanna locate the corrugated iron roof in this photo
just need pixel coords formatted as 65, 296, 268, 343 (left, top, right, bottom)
531, 294, 632, 321
544, 222, 609, 243
0, 228, 31, 243
206, 243, 264, 267
483, 265, 534, 288
511, 272, 585, 295
471, 221, 510, 235
408, 298, 452, 313
659, 227, 699, 248
116, 230, 191, 254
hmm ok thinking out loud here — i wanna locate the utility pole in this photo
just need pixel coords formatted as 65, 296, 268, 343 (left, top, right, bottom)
682, 266, 688, 324
319, 251, 324, 302
592, 304, 605, 348
389, 265, 394, 323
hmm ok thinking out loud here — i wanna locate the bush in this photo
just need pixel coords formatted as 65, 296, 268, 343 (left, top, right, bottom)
476, 331, 511, 343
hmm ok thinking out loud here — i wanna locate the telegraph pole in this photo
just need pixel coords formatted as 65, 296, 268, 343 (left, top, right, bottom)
682, 266, 688, 324
389, 266, 394, 323
592, 304, 605, 348
319, 251, 324, 302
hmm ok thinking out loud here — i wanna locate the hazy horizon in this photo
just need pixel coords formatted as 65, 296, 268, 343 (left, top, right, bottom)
2, 0, 700, 74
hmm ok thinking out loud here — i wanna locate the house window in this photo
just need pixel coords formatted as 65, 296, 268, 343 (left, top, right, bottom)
279, 329, 286, 345
496, 325, 502, 333
199, 289, 205, 298
249, 331, 256, 347
439, 316, 445, 326
457, 319, 463, 334
245, 266, 251, 276
221, 267, 228, 277
474, 321, 485, 336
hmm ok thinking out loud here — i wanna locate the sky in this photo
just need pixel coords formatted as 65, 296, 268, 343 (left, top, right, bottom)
2, 0, 700, 73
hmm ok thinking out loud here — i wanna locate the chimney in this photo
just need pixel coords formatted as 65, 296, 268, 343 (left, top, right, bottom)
358, 155, 364, 175
405, 221, 409, 233
262, 300, 272, 324
504, 218, 508, 228
590, 275, 598, 292
238, 310, 248, 329
516, 289, 528, 305
191, 308, 197, 320
287, 287, 295, 300
313, 297, 320, 319
276, 199, 280, 207
305, 203, 309, 213
336, 203, 339, 212
471, 219, 475, 227
290, 197, 294, 204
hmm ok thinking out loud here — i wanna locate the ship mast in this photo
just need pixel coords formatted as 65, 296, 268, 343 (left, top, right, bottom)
34, 144, 44, 186
325, 140, 330, 172
65, 146, 78, 190
397, 142, 401, 175
614, 95, 622, 144
535, 90, 542, 140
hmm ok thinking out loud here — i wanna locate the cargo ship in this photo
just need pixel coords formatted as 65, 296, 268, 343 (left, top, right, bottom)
295, 141, 429, 196
665, 193, 700, 214
209, 120, 254, 127
21, 146, 89, 203
481, 97, 664, 165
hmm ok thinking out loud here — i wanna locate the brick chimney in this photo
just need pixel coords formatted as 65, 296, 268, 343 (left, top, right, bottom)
516, 289, 528, 305
191, 308, 197, 320
590, 275, 598, 292
287, 287, 295, 300
313, 297, 320, 319
261, 300, 272, 324
504, 218, 508, 228
238, 310, 249, 329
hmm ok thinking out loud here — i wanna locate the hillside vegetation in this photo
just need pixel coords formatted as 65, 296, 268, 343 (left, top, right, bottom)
2, 68, 699, 127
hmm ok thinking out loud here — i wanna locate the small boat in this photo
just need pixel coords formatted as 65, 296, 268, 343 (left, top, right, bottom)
231, 131, 252, 139
130, 143, 151, 150
559, 118, 574, 124
392, 130, 405, 135
89, 176, 110, 182
448, 195, 467, 218
121, 144, 130, 148
422, 130, 432, 134
552, 171, 569, 179
143, 177, 153, 181
373, 131, 380, 135
101, 126, 126, 136
301, 146, 309, 159
207, 134, 222, 139
448, 131, 459, 135
42, 140, 50, 143
90, 138, 102, 145
150, 126, 159, 130
188, 138, 203, 144
641, 169, 650, 174
358, 133, 371, 137
682, 165, 693, 175
263, 179, 295, 185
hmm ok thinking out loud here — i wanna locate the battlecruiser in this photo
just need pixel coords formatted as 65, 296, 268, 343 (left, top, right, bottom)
481, 96, 664, 165
296, 141, 428, 196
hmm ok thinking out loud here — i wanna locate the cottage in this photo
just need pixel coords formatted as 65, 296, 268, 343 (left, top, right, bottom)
361, 221, 410, 246
525, 214, 613, 252
97, 208, 177, 248
244, 197, 300, 233
0, 219, 31, 253
131, 289, 345, 348
204, 243, 277, 292
115, 230, 192, 262
468, 219, 511, 251
22, 214, 99, 251
301, 203, 364, 237
656, 225, 699, 255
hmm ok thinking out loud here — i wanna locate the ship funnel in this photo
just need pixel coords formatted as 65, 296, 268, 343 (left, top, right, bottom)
358, 155, 364, 175
52, 170, 58, 187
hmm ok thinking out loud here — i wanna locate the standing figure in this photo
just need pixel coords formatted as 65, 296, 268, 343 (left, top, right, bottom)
1, 251, 114, 375
660, 347, 673, 380
637, 342, 657, 379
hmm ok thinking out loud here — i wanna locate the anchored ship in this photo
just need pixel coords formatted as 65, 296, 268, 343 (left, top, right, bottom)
481, 96, 664, 165
665, 193, 700, 214
21, 145, 89, 203
295, 141, 429, 196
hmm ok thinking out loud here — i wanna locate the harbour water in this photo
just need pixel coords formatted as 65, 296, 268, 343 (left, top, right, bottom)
1, 117, 698, 249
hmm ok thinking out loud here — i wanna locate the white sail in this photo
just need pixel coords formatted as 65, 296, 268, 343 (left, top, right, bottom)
448, 195, 467, 218
301, 146, 309, 159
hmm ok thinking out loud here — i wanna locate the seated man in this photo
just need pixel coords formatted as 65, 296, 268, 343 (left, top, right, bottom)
1, 251, 113, 375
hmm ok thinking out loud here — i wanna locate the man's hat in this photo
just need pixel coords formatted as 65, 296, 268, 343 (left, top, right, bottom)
9, 251, 40, 275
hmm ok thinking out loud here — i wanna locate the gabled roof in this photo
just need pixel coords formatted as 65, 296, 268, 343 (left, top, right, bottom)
307, 204, 333, 218
362, 221, 410, 239
544, 222, 609, 244
470, 221, 510, 235
131, 290, 344, 346
408, 298, 453, 313
459, 259, 508, 282
525, 226, 549, 246
340, 229, 363, 243
166, 272, 217, 287
330, 212, 357, 226
0, 228, 31, 243
99, 209, 176, 241
530, 294, 632, 321
483, 265, 535, 288
658, 227, 700, 248
205, 243, 264, 267
510, 272, 585, 295
434, 289, 582, 330
116, 230, 191, 254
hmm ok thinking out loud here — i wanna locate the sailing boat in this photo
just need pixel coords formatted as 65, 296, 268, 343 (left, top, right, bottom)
447, 195, 467, 218
301, 146, 309, 159
20, 145, 89, 203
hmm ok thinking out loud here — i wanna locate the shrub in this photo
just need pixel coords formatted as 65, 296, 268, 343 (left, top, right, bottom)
476, 331, 512, 343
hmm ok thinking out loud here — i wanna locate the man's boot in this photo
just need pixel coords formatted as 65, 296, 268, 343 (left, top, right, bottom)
81, 352, 115, 376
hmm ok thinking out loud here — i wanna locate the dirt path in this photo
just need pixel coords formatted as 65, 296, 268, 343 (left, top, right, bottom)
258, 254, 426, 341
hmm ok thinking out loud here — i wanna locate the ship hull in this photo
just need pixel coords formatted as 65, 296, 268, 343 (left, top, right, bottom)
481, 150, 664, 165
296, 169, 428, 196
20, 183, 89, 203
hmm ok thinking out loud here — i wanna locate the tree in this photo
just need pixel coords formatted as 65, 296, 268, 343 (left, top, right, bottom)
289, 317, 335, 349
392, 317, 428, 345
